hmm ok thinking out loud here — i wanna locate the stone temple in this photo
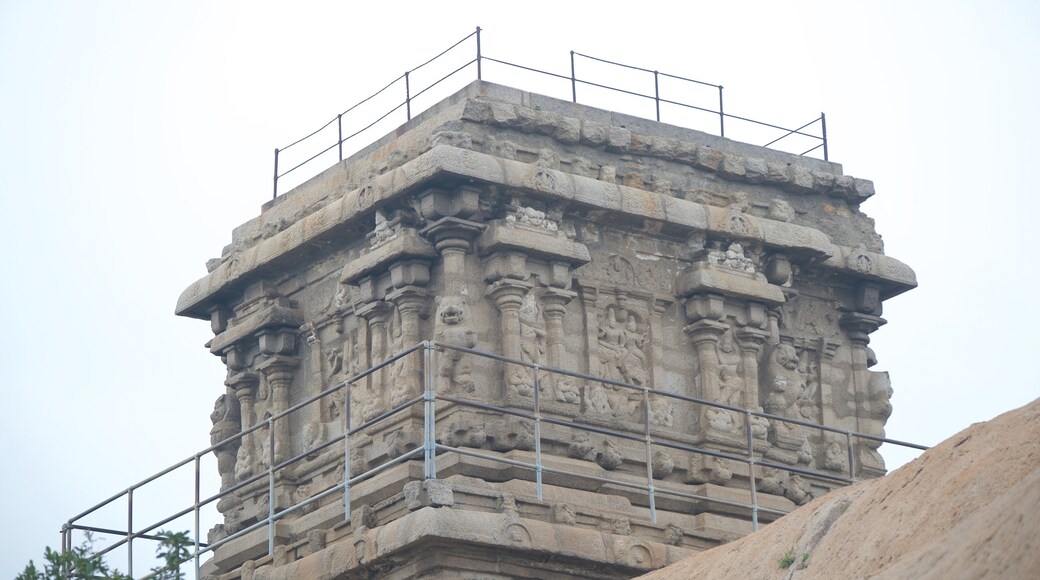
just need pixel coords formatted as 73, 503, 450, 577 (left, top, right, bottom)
176, 80, 915, 578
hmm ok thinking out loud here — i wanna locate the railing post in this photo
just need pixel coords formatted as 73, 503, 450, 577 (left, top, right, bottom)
570, 51, 577, 103
405, 71, 411, 121
718, 86, 725, 137
268, 418, 276, 556
642, 387, 656, 524
654, 70, 660, 122
533, 365, 543, 501
272, 148, 279, 200
194, 454, 201, 579
746, 410, 759, 531
344, 380, 353, 522
475, 26, 482, 81
126, 487, 133, 577
846, 431, 856, 483
820, 112, 829, 161
337, 113, 343, 162
423, 342, 437, 479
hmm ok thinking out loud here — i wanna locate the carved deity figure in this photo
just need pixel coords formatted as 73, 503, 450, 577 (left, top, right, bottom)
708, 242, 755, 273
597, 307, 627, 383
717, 329, 744, 407
620, 314, 649, 386
386, 306, 412, 407
596, 307, 650, 387
370, 209, 396, 246
506, 206, 558, 231
510, 292, 547, 397
519, 292, 546, 365
763, 343, 815, 464
434, 296, 476, 393
210, 394, 241, 489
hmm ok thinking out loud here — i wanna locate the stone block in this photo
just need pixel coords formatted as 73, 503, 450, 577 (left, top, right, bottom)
404, 479, 455, 510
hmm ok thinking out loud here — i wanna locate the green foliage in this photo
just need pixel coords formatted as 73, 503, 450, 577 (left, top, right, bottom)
18, 530, 191, 580
778, 548, 796, 569
802, 551, 810, 565
150, 530, 192, 580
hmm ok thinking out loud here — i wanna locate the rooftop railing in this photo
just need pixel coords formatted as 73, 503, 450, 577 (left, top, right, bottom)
272, 27, 829, 199
62, 341, 926, 579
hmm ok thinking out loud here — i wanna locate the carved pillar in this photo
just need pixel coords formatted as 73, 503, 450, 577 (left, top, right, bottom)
421, 217, 486, 296
356, 300, 392, 420
685, 319, 728, 401
228, 371, 260, 432
488, 279, 532, 362
224, 371, 258, 484
386, 286, 427, 407
840, 310, 886, 476
541, 288, 575, 369
257, 355, 299, 467
735, 327, 768, 410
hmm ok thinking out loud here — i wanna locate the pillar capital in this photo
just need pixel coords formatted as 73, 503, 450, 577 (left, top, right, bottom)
683, 319, 729, 344
225, 370, 261, 393
839, 312, 886, 345
486, 279, 533, 311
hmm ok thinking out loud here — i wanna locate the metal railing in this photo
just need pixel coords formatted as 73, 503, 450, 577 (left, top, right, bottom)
62, 341, 926, 579
272, 27, 829, 199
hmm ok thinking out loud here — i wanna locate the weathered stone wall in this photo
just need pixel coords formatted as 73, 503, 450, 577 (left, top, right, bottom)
181, 80, 914, 578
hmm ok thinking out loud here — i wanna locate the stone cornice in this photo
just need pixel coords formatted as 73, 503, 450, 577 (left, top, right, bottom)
178, 143, 914, 319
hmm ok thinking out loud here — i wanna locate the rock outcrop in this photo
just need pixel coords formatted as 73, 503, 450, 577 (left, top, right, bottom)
641, 398, 1040, 579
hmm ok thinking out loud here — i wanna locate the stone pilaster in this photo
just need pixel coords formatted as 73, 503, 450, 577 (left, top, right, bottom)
356, 300, 392, 420
386, 286, 428, 407
256, 355, 299, 468
420, 217, 486, 296
487, 279, 533, 383
541, 288, 575, 370
735, 326, 768, 410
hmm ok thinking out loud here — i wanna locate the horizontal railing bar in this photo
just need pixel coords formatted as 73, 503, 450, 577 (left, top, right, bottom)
349, 446, 424, 485
438, 394, 535, 421
763, 116, 822, 148
755, 458, 852, 484
652, 484, 770, 513
348, 394, 424, 437
280, 116, 338, 152
575, 77, 657, 102
572, 50, 657, 75
435, 443, 536, 470
278, 139, 339, 179
64, 524, 185, 545
408, 59, 477, 103
341, 73, 407, 117
852, 432, 929, 451
652, 485, 788, 516
540, 415, 651, 445
204, 449, 425, 555
650, 438, 755, 464
800, 142, 824, 156
482, 56, 573, 82
271, 483, 343, 523
341, 100, 408, 143
433, 341, 921, 445
722, 111, 820, 139
656, 69, 722, 89
657, 96, 720, 116
541, 464, 651, 492
409, 29, 478, 74
66, 337, 929, 563
68, 347, 421, 529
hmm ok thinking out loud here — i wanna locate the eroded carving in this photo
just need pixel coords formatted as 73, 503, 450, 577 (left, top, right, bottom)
210, 394, 241, 489
434, 296, 476, 393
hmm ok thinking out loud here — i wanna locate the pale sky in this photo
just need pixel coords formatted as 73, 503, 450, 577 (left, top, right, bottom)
2, 1, 1038, 576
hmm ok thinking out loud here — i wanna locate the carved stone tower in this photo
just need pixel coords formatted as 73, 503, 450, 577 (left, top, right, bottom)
177, 81, 914, 578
